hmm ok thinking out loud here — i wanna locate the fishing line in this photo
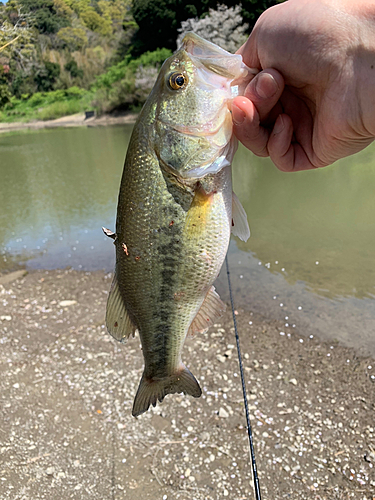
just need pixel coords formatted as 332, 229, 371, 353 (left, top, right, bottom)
225, 255, 262, 500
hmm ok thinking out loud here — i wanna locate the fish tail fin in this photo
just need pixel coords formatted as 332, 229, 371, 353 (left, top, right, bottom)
132, 365, 202, 417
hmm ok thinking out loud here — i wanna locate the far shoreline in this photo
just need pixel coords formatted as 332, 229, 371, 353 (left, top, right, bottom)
0, 111, 139, 135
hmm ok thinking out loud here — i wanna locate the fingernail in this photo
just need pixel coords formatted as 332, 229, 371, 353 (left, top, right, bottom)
255, 72, 278, 99
232, 103, 245, 125
273, 114, 284, 134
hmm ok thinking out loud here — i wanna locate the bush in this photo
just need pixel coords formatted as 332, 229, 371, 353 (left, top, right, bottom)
0, 84, 11, 108
93, 48, 172, 90
91, 47, 172, 114
64, 60, 84, 79
34, 62, 61, 92
65, 86, 88, 98
10, 72, 36, 99
28, 92, 46, 107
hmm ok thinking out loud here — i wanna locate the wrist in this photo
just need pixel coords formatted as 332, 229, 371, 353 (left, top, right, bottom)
345, 0, 375, 137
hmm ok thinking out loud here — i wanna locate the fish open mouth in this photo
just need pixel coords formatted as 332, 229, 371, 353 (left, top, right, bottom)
182, 32, 258, 82
182, 32, 243, 80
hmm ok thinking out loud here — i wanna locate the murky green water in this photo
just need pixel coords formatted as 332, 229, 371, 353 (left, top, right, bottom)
1, 125, 375, 355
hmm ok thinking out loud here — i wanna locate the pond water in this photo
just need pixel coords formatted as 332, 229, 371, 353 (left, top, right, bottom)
1, 125, 375, 356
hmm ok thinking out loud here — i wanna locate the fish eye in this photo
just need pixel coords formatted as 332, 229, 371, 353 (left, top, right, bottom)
168, 72, 188, 90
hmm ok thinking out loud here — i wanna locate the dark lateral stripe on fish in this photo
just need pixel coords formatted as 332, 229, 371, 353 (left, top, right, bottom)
148, 224, 183, 376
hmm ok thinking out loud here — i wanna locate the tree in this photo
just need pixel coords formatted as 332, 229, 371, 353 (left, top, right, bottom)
80, 8, 112, 36
132, 0, 285, 54
64, 59, 83, 78
0, 2, 37, 78
131, 0, 217, 54
240, 0, 284, 29
176, 4, 248, 53
34, 60, 60, 91
0, 67, 11, 107
56, 25, 88, 50
18, 0, 71, 34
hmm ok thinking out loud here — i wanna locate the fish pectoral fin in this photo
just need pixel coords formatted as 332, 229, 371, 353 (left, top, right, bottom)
106, 275, 137, 343
231, 191, 250, 242
132, 365, 202, 417
188, 286, 226, 336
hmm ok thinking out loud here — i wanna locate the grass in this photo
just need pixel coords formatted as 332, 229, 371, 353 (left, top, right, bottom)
37, 100, 85, 120
0, 87, 93, 123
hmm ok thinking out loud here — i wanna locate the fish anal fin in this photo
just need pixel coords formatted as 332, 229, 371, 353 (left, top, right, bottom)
132, 365, 201, 417
232, 191, 250, 242
106, 275, 137, 343
188, 286, 226, 336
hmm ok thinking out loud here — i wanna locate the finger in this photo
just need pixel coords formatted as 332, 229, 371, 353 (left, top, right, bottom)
232, 97, 270, 157
268, 114, 317, 172
243, 69, 284, 123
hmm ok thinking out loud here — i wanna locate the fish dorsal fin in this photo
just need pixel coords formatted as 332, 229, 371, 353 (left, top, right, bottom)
232, 191, 250, 242
188, 286, 226, 335
106, 275, 137, 343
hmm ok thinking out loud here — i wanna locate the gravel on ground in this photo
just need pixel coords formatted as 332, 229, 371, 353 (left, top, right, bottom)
0, 269, 374, 500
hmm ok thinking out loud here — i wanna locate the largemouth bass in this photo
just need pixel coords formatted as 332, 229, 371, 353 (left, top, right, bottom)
104, 33, 254, 417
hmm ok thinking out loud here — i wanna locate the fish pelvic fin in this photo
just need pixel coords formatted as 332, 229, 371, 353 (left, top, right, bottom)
106, 275, 137, 343
188, 286, 226, 336
132, 365, 202, 417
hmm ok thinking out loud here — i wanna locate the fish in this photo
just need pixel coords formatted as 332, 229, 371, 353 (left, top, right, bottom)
103, 32, 255, 417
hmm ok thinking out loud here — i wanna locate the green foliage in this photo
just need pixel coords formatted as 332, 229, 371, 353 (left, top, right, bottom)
34, 61, 61, 92
37, 98, 84, 119
10, 72, 35, 99
0, 84, 12, 107
131, 0, 216, 54
91, 47, 172, 113
132, 0, 285, 54
64, 59, 84, 78
1, 86, 92, 121
80, 8, 112, 35
18, 0, 71, 34
0, 67, 9, 87
240, 0, 285, 27
56, 26, 88, 50
93, 47, 171, 90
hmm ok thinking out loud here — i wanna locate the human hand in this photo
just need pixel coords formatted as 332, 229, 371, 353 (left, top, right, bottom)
232, 0, 375, 171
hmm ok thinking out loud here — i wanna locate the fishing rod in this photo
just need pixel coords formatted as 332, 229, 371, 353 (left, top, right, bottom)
225, 255, 262, 500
